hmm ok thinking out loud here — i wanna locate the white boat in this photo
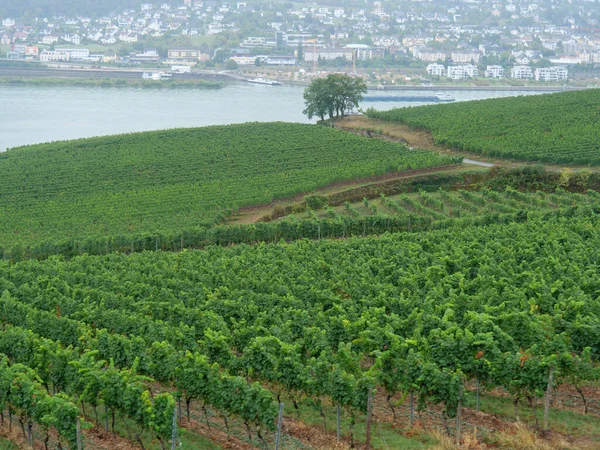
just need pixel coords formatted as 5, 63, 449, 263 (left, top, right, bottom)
142, 72, 172, 81
247, 77, 281, 85
435, 92, 455, 102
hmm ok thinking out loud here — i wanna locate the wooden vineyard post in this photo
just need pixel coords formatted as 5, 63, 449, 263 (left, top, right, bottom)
543, 366, 554, 432
336, 405, 341, 442
171, 406, 178, 450
476, 378, 481, 413
76, 417, 83, 450
365, 388, 373, 450
456, 382, 463, 448
409, 391, 414, 429
104, 405, 109, 432
275, 402, 284, 450
27, 421, 33, 448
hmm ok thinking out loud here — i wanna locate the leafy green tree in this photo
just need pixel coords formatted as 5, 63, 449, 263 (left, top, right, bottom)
225, 59, 238, 71
303, 74, 367, 123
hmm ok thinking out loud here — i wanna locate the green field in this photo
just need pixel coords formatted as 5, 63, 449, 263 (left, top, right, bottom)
0, 122, 456, 252
366, 89, 600, 165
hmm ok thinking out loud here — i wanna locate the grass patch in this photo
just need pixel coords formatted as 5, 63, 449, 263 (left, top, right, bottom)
464, 390, 600, 441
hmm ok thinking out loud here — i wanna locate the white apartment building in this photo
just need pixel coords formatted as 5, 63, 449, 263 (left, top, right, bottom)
427, 63, 445, 77
535, 67, 568, 82
266, 55, 296, 65
61, 34, 81, 45
230, 56, 256, 65
41, 35, 59, 45
61, 48, 90, 59
451, 50, 480, 63
39, 50, 71, 62
510, 65, 533, 79
485, 65, 504, 78
303, 47, 354, 62
447, 64, 478, 79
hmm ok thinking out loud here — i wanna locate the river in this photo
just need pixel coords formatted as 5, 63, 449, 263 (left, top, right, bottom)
0, 82, 555, 151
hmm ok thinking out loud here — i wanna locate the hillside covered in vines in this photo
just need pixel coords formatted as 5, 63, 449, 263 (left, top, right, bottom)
366, 89, 600, 165
0, 205, 599, 448
0, 122, 456, 251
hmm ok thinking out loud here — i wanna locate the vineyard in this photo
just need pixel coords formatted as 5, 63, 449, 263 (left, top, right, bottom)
0, 122, 457, 251
278, 186, 598, 224
0, 199, 599, 448
365, 89, 600, 165
2, 92, 600, 450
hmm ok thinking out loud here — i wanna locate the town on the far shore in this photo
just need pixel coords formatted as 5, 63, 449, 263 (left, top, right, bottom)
1, 0, 599, 85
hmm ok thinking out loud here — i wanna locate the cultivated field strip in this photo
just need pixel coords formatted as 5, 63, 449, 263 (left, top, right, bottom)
366, 89, 600, 165
0, 123, 457, 249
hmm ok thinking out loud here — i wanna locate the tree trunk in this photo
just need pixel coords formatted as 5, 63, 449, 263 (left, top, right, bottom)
530, 396, 539, 429
319, 405, 327, 433
387, 394, 396, 423
575, 386, 588, 415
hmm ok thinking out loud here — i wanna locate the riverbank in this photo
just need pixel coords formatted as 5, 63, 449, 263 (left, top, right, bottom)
0, 65, 234, 81
0, 76, 224, 89
283, 78, 584, 92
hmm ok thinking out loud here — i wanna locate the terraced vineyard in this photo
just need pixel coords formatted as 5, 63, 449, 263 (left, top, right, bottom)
365, 89, 600, 165
0, 203, 599, 449
284, 187, 597, 223
0, 122, 457, 251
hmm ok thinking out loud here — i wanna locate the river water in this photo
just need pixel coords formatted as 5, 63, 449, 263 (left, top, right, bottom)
0, 82, 554, 151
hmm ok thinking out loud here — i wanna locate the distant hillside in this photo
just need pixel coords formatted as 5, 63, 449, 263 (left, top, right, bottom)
0, 0, 176, 18
0, 122, 456, 253
366, 89, 600, 165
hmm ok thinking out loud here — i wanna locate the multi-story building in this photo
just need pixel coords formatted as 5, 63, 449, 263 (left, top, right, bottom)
61, 34, 81, 45
61, 48, 90, 60
41, 35, 59, 45
129, 49, 160, 63
39, 50, 71, 62
230, 56, 256, 65
414, 47, 446, 62
535, 67, 568, 81
303, 47, 354, 62
266, 55, 296, 65
426, 63, 445, 77
344, 44, 385, 60
167, 47, 206, 61
510, 65, 533, 79
485, 65, 504, 78
451, 50, 480, 63
11, 43, 26, 55
240, 36, 276, 48
447, 64, 478, 79
24, 46, 39, 57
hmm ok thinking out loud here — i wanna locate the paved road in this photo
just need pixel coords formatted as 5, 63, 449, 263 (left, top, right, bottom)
463, 158, 495, 167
